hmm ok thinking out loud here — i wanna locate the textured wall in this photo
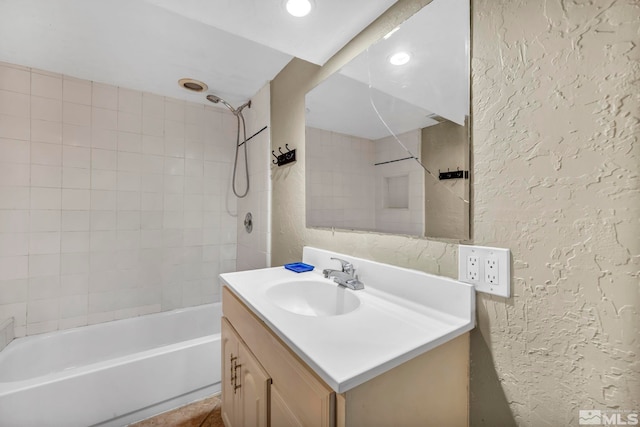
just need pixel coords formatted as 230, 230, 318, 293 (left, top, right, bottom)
471, 0, 639, 425
271, 0, 639, 425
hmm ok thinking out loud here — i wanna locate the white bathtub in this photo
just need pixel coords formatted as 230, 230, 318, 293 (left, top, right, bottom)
0, 303, 222, 427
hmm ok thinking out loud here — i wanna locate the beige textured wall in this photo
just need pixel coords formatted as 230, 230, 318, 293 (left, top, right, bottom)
422, 120, 470, 239
271, 0, 639, 425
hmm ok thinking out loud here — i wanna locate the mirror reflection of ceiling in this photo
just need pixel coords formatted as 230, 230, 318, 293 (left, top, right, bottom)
306, 0, 469, 139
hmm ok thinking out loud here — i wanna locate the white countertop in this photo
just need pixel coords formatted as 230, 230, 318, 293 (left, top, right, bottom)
220, 247, 475, 393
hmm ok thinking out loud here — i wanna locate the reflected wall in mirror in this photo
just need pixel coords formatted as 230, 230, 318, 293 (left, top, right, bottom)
305, 0, 470, 239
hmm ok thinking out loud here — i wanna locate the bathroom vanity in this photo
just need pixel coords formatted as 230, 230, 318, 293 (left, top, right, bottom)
219, 247, 475, 427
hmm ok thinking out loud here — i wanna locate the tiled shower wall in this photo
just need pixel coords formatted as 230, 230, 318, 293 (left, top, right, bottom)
0, 61, 237, 337
306, 126, 423, 235
236, 84, 271, 271
374, 130, 423, 235
306, 127, 376, 230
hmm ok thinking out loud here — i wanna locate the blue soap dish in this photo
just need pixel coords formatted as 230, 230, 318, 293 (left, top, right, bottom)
284, 262, 314, 273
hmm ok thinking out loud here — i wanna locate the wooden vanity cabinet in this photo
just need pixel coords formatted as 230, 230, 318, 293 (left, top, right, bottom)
222, 286, 470, 427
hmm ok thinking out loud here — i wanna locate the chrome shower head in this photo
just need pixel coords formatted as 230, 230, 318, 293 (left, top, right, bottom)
205, 93, 250, 116
206, 94, 221, 104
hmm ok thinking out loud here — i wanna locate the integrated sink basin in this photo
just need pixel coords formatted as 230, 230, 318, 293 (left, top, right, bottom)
266, 280, 361, 317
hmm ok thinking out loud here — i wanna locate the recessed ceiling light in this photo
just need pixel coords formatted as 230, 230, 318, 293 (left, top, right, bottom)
389, 51, 411, 66
286, 0, 313, 17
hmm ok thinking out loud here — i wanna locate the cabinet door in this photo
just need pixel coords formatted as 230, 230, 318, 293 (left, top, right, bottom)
237, 338, 271, 427
222, 317, 271, 427
221, 318, 240, 427
271, 384, 304, 427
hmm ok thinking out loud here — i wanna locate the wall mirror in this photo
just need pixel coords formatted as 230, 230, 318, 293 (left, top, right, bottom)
305, 0, 470, 239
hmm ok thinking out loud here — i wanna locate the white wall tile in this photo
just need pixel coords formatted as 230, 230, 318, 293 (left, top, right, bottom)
31, 96, 62, 122
118, 88, 142, 113
0, 138, 30, 163
91, 190, 116, 210
91, 148, 117, 170
117, 132, 142, 153
0, 114, 29, 140
0, 163, 30, 186
63, 78, 91, 105
0, 233, 29, 256
61, 231, 90, 253
91, 129, 117, 150
0, 279, 28, 304
29, 254, 60, 277
142, 134, 164, 155
28, 276, 60, 300
31, 164, 61, 188
92, 107, 117, 130
117, 171, 141, 192
31, 72, 62, 100
62, 146, 90, 168
0, 187, 29, 209
62, 123, 91, 147
0, 211, 29, 232
31, 142, 62, 166
92, 83, 117, 110
0, 64, 30, 94
61, 189, 90, 210
0, 255, 28, 280
90, 211, 116, 231
117, 191, 140, 210
30, 210, 61, 232
61, 211, 89, 231
118, 111, 142, 133
164, 157, 184, 175
0, 65, 239, 337
61, 252, 90, 275
63, 102, 91, 126
91, 170, 117, 190
142, 93, 163, 117
0, 90, 30, 117
29, 232, 60, 255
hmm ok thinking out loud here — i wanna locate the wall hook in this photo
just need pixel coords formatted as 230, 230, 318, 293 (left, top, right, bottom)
272, 150, 278, 164
273, 145, 297, 167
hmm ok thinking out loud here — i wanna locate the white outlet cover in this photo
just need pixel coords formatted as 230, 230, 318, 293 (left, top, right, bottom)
458, 245, 511, 297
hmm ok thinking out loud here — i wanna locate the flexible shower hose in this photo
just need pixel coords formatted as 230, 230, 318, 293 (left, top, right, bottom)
232, 111, 250, 198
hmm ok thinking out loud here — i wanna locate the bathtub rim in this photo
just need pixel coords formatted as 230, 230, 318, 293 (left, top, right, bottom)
0, 333, 221, 396
0, 302, 222, 394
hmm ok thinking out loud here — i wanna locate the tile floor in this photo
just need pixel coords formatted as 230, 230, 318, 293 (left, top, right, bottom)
130, 395, 223, 427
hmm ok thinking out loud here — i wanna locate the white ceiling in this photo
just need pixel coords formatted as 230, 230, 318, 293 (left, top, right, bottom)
0, 0, 397, 107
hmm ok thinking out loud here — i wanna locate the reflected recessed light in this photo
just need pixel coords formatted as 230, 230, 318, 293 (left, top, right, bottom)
383, 27, 400, 40
389, 51, 411, 66
285, 0, 313, 17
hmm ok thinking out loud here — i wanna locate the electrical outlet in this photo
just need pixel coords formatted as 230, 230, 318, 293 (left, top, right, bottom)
467, 256, 479, 281
458, 245, 511, 297
485, 257, 498, 284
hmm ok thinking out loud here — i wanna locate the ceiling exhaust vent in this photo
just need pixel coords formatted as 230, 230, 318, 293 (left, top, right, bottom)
178, 78, 208, 92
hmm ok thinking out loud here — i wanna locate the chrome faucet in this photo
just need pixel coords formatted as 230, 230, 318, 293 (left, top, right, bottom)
322, 257, 365, 290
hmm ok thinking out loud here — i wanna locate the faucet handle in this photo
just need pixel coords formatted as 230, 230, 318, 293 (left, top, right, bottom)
330, 257, 354, 276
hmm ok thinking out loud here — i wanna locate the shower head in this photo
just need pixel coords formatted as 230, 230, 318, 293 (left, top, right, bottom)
205, 94, 250, 116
